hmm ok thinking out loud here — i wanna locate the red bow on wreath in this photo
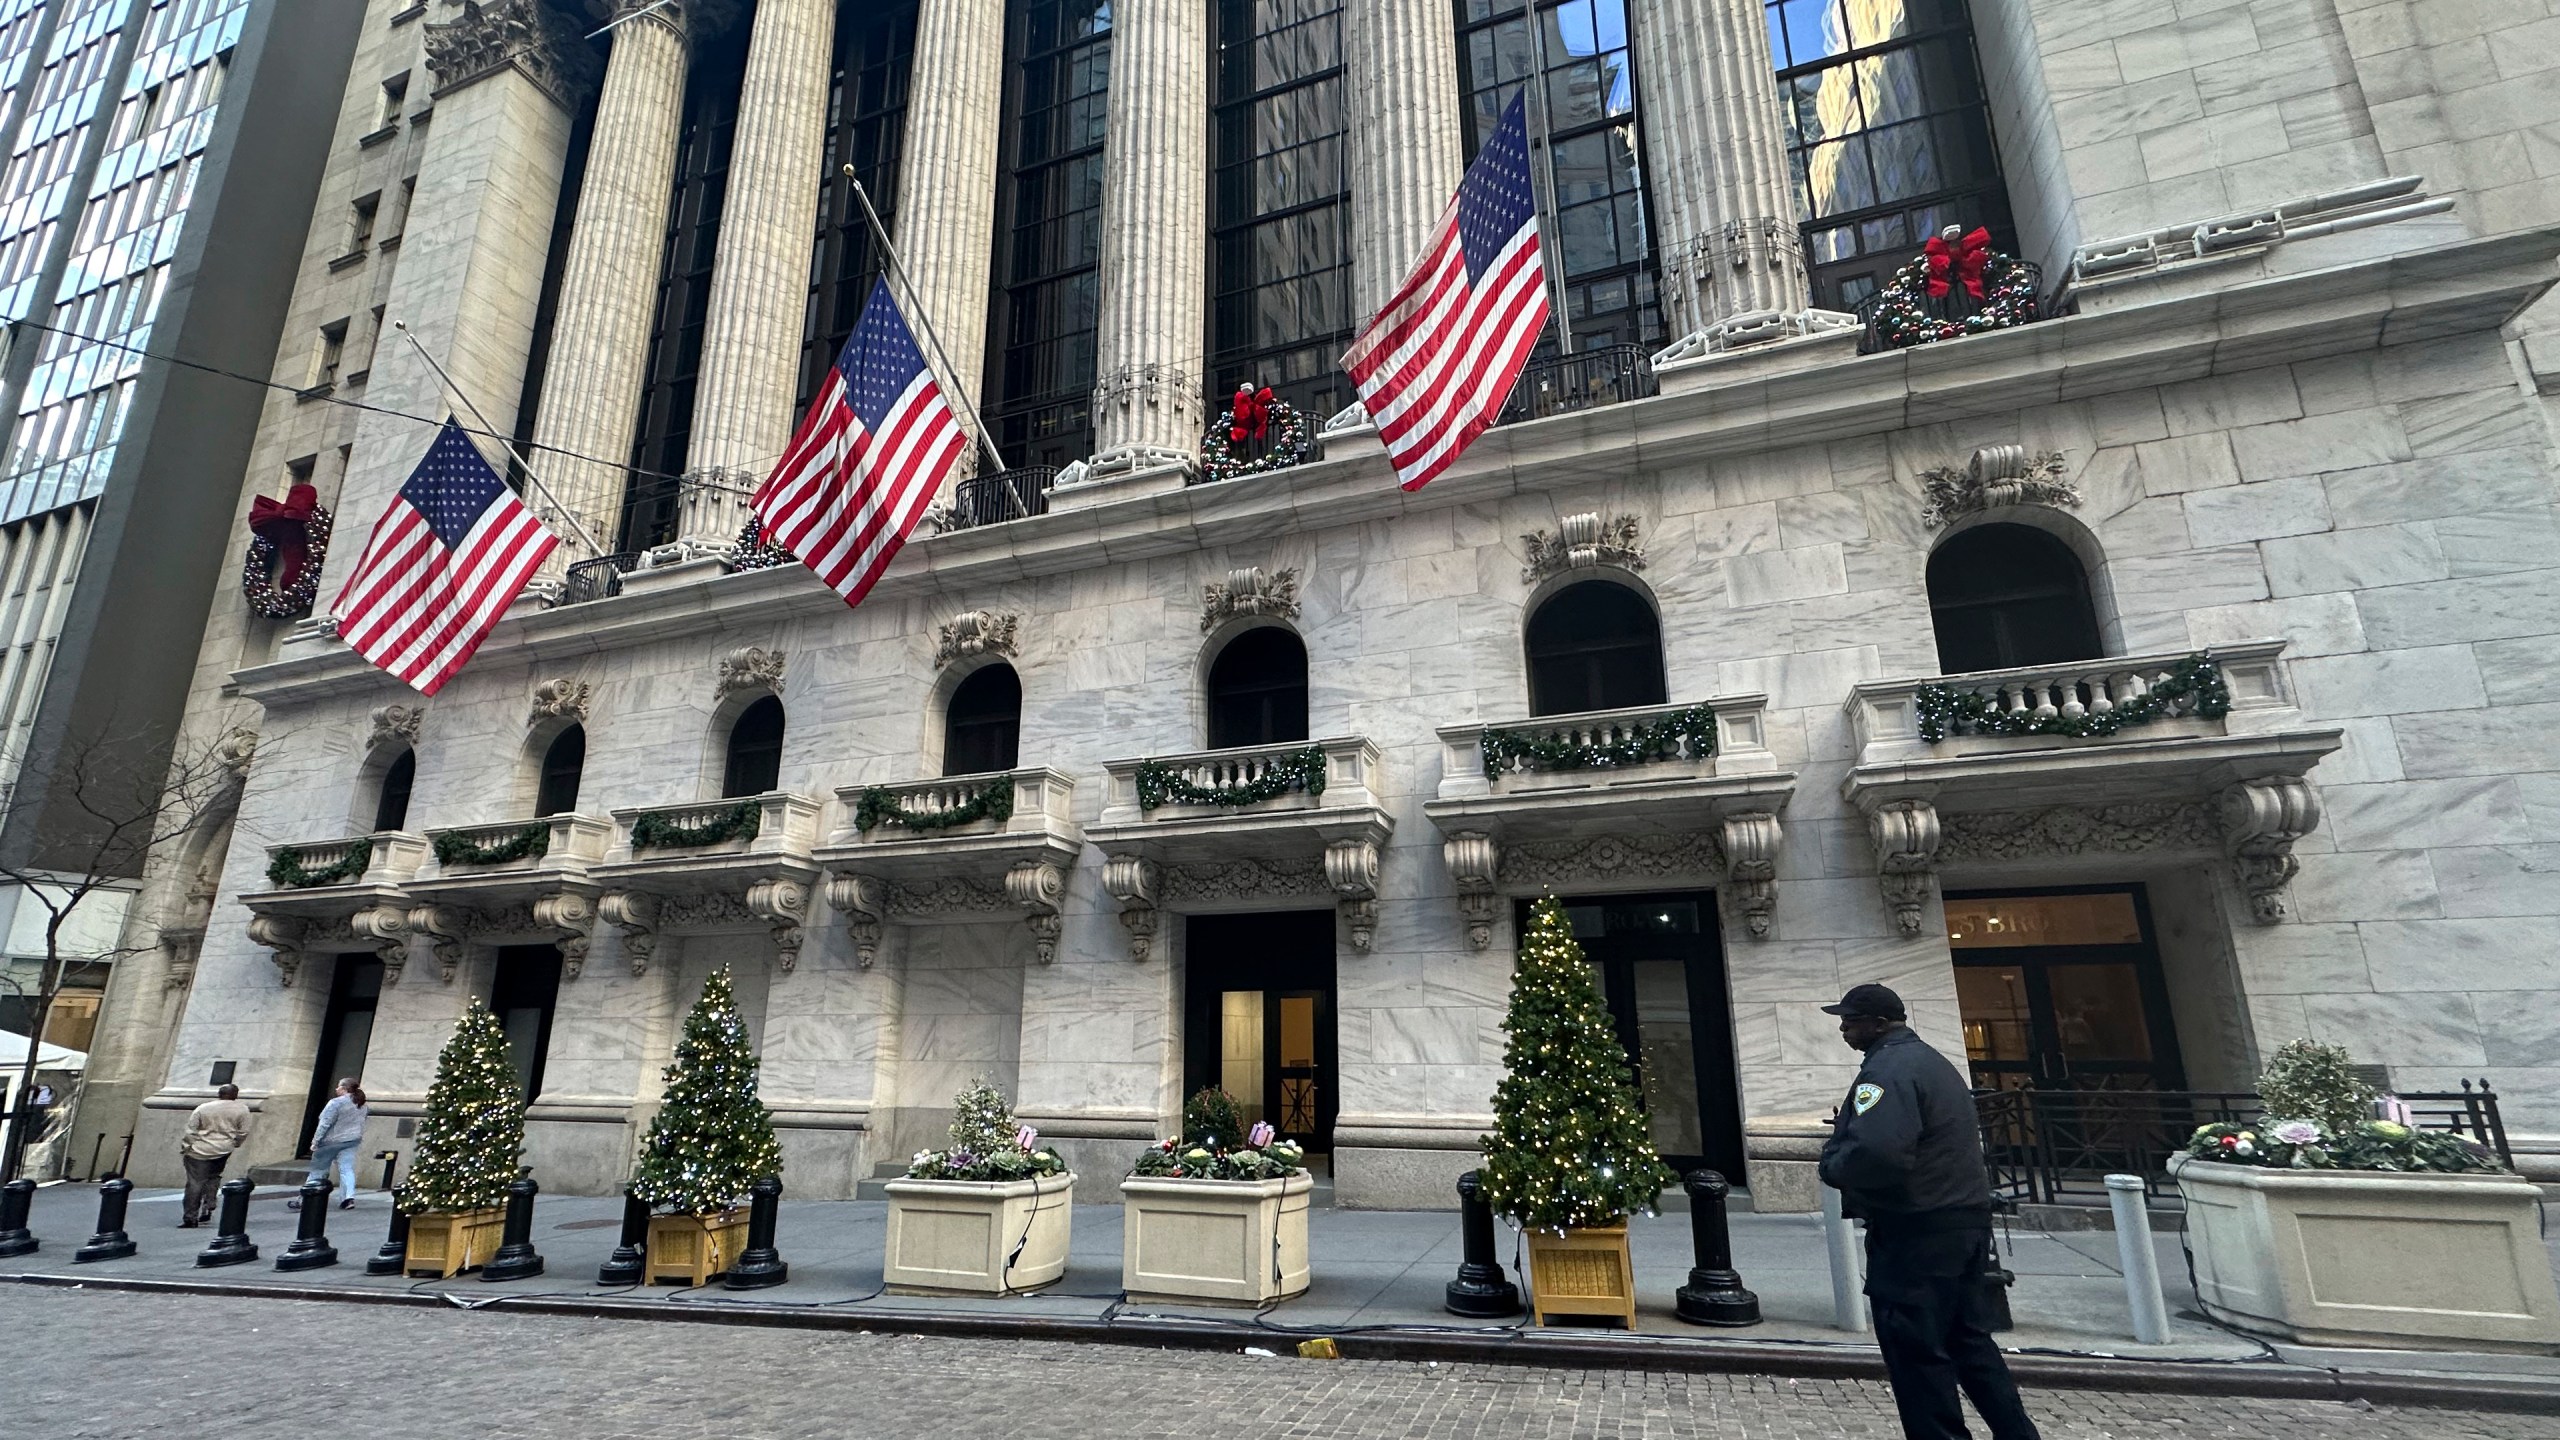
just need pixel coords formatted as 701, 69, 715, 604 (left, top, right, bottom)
1924, 227, 1993, 300
248, 482, 321, 589
1228, 385, 1274, 443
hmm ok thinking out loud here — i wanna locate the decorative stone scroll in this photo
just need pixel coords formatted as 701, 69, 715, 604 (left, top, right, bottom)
528, 677, 592, 726
1444, 831, 1501, 950
247, 913, 308, 989
1869, 800, 1943, 938
824, 873, 885, 969
598, 890, 660, 975
1719, 812, 1783, 941
1200, 566, 1299, 633
746, 878, 810, 974
1102, 856, 1162, 961
1521, 512, 1644, 585
423, 0, 602, 107
370, 703, 423, 751
2221, 777, 2321, 924
935, 611, 1020, 669
1918, 446, 2077, 529
1908, 788, 2313, 926
1479, 825, 1781, 940
407, 904, 470, 984
1005, 860, 1068, 964
1325, 839, 1383, 954
717, 645, 785, 698
214, 727, 260, 775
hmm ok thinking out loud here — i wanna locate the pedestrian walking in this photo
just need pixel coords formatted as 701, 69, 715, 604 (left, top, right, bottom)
292, 1078, 368, 1211
1817, 984, 2041, 1440
178, 1083, 252, 1227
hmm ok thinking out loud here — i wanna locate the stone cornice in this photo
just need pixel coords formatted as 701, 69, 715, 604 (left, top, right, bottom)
231, 228, 2560, 709
425, 0, 601, 109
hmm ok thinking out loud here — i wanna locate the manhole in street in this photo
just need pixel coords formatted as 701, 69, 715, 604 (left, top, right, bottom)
553, 1218, 621, 1230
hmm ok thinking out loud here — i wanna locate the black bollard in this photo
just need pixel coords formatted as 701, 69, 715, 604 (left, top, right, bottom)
276, 1179, 339, 1271
73, 1177, 136, 1262
1444, 1169, 1522, 1317
723, 1176, 789, 1290
1980, 1233, 2016, 1333
480, 1173, 544, 1281
597, 1191, 649, 1286
1674, 1169, 1760, 1325
364, 1204, 411, 1276
195, 1178, 258, 1267
0, 1177, 36, 1257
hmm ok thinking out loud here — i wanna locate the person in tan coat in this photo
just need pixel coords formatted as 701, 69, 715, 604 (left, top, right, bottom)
179, 1084, 251, 1227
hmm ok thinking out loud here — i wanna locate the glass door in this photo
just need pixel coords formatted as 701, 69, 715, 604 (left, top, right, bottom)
1947, 887, 2185, 1092
298, 955, 382, 1154
1183, 911, 1338, 1155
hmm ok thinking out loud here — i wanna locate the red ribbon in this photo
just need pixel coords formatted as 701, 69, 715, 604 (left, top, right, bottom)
1228, 385, 1274, 444
1924, 227, 1993, 300
248, 482, 320, 590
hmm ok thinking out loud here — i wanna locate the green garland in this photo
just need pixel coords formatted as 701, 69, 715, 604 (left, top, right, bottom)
1135, 746, 1328, 810
433, 823, 551, 867
1480, 705, 1716, 781
1915, 653, 2231, 743
632, 801, 763, 850
854, 776, 1015, 833
267, 838, 373, 890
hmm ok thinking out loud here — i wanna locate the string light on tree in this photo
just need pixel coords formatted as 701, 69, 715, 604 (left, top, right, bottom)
628, 968, 783, 1216
399, 1000, 526, 1216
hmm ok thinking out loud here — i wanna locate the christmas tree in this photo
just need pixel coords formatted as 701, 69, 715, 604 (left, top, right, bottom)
1478, 896, 1675, 1231
398, 1000, 526, 1215
628, 969, 783, 1215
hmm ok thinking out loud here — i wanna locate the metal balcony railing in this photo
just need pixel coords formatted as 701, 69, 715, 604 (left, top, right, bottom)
559, 551, 640, 606
947, 466, 1057, 530
1500, 344, 1657, 423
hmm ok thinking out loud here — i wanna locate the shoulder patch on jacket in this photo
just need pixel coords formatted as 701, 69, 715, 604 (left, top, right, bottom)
1852, 1082, 1884, 1115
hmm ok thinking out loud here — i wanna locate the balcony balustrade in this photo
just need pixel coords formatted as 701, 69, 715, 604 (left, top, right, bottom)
590, 792, 827, 975
243, 831, 429, 987
405, 813, 616, 979
1499, 344, 1657, 423
815, 768, 1083, 967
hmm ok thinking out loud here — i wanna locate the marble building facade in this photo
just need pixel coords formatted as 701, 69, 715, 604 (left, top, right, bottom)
76, 0, 2560, 1208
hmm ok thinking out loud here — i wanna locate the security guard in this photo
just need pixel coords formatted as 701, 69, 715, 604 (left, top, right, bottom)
1818, 983, 2041, 1440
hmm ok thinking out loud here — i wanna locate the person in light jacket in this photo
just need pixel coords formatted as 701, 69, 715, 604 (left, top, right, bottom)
178, 1084, 252, 1227
295, 1078, 368, 1210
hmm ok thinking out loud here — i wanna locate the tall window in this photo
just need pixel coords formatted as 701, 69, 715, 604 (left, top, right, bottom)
1454, 0, 1661, 353
984, 0, 1112, 467
1524, 580, 1664, 715
372, 750, 416, 833
1209, 0, 1352, 422
535, 725, 585, 818
1926, 524, 2101, 675
723, 696, 786, 798
490, 945, 561, 1102
1764, 0, 2012, 310
1207, 628, 1310, 749
799, 0, 919, 410
944, 664, 1023, 776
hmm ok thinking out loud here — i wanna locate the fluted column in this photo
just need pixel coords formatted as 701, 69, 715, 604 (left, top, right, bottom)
525, 0, 690, 567
894, 0, 1005, 436
1087, 0, 1207, 474
1344, 0, 1464, 322
679, 0, 836, 549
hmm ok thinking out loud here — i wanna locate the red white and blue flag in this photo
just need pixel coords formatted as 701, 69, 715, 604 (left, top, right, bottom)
332, 417, 559, 695
753, 277, 968, 610
1343, 91, 1551, 492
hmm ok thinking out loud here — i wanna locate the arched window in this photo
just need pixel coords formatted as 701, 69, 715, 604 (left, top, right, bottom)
1524, 580, 1666, 716
534, 725, 586, 817
1206, 627, 1309, 749
1927, 524, 2103, 675
944, 664, 1022, 776
722, 696, 785, 798
371, 750, 415, 833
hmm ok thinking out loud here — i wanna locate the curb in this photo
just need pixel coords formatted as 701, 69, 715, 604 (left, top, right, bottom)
8, 1271, 2557, 1414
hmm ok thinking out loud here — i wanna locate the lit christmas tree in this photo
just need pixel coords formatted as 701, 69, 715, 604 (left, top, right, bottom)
398, 999, 526, 1215
1478, 896, 1675, 1231
628, 969, 783, 1215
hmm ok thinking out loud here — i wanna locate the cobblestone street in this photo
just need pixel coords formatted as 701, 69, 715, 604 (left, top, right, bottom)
6, 1286, 2552, 1440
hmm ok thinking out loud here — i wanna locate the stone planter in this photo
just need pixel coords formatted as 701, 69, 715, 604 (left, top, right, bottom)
2171, 1155, 2560, 1353
882, 1172, 1076, 1294
1524, 1223, 1636, 1328
645, 1208, 749, 1286
1121, 1171, 1312, 1304
403, 1207, 505, 1278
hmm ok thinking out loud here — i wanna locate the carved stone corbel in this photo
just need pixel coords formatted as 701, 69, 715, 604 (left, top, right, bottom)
350, 903, 412, 983
2220, 777, 2320, 924
1720, 812, 1783, 940
598, 890, 660, 975
1200, 567, 1299, 632
824, 873, 885, 968
936, 611, 1021, 669
1522, 512, 1644, 585
1444, 831, 1502, 950
1918, 446, 2077, 529
528, 677, 592, 726
533, 892, 598, 979
1869, 800, 1943, 937
1102, 855, 1161, 961
746, 878, 810, 974
1325, 838, 1382, 954
717, 645, 785, 699
214, 727, 259, 775
247, 914, 308, 988
369, 703, 423, 751
406, 905, 471, 984
1005, 859, 1067, 964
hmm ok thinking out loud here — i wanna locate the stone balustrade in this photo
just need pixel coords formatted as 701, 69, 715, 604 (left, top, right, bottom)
1098, 736, 1382, 827
422, 812, 613, 872
606, 790, 824, 862
817, 768, 1083, 968
1846, 640, 2294, 765
835, 767, 1073, 843
260, 831, 428, 892
245, 832, 428, 987
1434, 694, 1777, 803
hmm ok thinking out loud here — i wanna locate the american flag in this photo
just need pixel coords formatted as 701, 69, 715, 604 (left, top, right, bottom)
332, 418, 559, 695
753, 277, 968, 609
1342, 91, 1552, 492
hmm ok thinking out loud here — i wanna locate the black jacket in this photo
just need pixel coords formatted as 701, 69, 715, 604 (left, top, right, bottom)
1817, 1028, 1992, 1235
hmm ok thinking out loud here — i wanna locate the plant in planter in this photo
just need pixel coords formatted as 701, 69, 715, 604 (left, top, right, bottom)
1478, 895, 1676, 1327
397, 1000, 524, 1277
626, 969, 782, 1285
883, 1078, 1075, 1295
2173, 1039, 2558, 1352
1120, 1087, 1313, 1304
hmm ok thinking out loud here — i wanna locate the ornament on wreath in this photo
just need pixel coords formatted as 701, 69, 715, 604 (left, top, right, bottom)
1865, 225, 2040, 350
728, 512, 795, 573
240, 482, 334, 620
1199, 383, 1313, 484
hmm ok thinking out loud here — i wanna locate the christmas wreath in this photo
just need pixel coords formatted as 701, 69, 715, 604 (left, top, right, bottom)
241, 482, 333, 620
1866, 226, 2040, 350
728, 512, 794, 572
1199, 384, 1313, 485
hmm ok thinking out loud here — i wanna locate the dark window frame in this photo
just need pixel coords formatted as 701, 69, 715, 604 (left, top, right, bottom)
798, 0, 919, 412
371, 749, 415, 833
943, 663, 1024, 776
1523, 577, 1667, 716
1925, 522, 2103, 675
534, 724, 585, 818
723, 695, 786, 798
1206, 626, 1311, 749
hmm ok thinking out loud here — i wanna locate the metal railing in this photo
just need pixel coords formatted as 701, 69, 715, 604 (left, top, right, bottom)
559, 551, 640, 606
1500, 343, 1656, 423
946, 466, 1056, 530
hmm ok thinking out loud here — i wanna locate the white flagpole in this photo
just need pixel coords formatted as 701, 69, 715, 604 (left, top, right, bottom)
392, 322, 608, 559
841, 165, 1009, 475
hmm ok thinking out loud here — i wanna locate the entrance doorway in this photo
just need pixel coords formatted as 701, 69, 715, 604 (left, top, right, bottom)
1522, 892, 1745, 1184
1183, 910, 1336, 1155
1947, 886, 2186, 1092
489, 945, 563, 1102
298, 954, 382, 1154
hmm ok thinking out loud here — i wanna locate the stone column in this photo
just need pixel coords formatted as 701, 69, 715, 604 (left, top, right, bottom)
1344, 0, 1464, 323
524, 0, 691, 566
893, 0, 1005, 430
676, 0, 835, 553
1086, 0, 1208, 477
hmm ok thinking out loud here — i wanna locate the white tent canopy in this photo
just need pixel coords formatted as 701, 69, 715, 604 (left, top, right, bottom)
0, 1027, 86, 1071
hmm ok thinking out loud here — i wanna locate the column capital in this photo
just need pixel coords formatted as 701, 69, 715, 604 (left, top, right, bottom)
426, 0, 601, 109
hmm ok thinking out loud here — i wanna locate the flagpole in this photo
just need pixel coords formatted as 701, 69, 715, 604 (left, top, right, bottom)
392, 322, 609, 559
842, 165, 1010, 475
1517, 32, 1574, 355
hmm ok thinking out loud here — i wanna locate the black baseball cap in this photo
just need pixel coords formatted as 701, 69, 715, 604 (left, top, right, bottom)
1822, 983, 1906, 1020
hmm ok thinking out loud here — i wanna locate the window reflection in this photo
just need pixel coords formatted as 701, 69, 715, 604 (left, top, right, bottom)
1210, 0, 1352, 420
797, 3, 919, 414
985, 0, 1114, 467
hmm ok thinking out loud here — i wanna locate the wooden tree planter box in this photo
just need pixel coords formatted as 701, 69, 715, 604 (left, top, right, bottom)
404, 1207, 506, 1279
646, 1209, 749, 1286
1525, 1224, 1636, 1328
882, 1172, 1076, 1294
1121, 1172, 1311, 1305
